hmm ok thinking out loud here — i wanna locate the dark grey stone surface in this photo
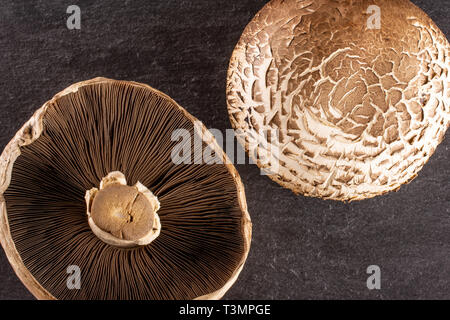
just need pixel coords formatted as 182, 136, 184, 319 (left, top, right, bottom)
0, 0, 448, 300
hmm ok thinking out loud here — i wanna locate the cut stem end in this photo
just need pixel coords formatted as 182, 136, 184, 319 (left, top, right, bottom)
85, 172, 161, 248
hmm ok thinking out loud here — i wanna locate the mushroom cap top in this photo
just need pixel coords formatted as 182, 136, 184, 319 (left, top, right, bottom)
227, 0, 450, 201
0, 78, 251, 300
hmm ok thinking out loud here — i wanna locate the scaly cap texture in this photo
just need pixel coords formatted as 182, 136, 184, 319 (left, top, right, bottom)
227, 0, 449, 201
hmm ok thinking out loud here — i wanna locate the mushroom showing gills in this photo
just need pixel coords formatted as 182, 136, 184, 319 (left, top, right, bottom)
0, 78, 251, 300
227, 0, 450, 201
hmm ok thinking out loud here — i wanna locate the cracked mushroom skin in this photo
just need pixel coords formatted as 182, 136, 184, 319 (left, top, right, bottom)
0, 78, 251, 300
227, 0, 450, 201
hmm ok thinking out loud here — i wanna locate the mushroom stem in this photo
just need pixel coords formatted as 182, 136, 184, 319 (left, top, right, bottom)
85, 172, 161, 248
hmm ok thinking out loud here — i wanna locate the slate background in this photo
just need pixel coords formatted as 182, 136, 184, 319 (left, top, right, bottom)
0, 0, 449, 300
